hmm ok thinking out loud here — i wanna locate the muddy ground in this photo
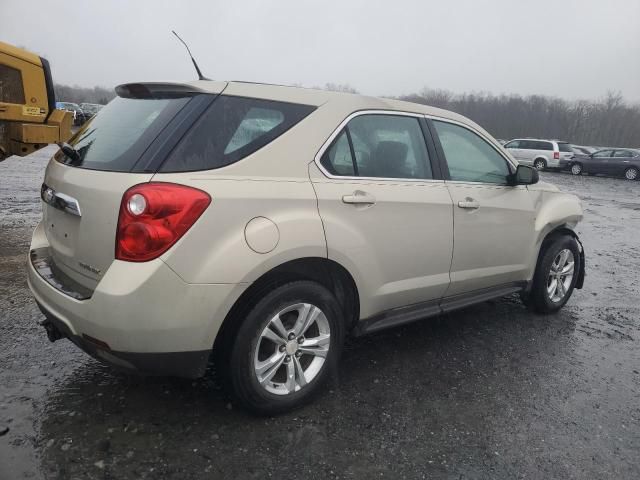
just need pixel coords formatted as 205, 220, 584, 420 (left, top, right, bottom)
1, 147, 639, 479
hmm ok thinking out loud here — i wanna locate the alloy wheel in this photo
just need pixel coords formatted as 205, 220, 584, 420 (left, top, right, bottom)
625, 168, 638, 180
571, 163, 582, 175
253, 303, 330, 395
534, 160, 546, 170
547, 249, 575, 303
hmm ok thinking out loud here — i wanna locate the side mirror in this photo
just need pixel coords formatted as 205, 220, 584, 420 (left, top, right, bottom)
512, 164, 538, 185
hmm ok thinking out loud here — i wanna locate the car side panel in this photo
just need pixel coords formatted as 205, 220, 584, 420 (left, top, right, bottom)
152, 174, 328, 285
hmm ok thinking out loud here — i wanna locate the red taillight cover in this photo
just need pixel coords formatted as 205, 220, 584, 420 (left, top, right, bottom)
116, 183, 211, 262
554, 151, 560, 159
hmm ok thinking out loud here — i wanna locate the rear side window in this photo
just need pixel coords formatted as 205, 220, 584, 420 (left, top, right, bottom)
161, 96, 315, 172
558, 143, 572, 152
0, 64, 25, 104
57, 96, 190, 171
321, 114, 432, 179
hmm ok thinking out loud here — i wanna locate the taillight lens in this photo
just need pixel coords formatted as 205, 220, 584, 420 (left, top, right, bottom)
116, 183, 211, 262
554, 151, 560, 159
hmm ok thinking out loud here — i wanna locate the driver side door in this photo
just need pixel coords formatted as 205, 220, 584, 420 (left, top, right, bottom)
429, 119, 537, 297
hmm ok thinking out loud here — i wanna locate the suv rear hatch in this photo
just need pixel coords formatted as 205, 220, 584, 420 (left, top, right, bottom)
39, 82, 225, 291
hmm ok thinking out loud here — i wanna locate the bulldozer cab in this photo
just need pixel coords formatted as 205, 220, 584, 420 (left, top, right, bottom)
0, 41, 72, 161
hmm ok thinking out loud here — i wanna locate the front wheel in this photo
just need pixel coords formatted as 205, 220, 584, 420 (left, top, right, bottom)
570, 163, 583, 175
228, 281, 344, 415
528, 235, 581, 313
624, 167, 638, 180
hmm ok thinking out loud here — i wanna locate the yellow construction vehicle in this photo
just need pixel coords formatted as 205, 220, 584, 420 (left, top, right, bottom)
0, 41, 72, 161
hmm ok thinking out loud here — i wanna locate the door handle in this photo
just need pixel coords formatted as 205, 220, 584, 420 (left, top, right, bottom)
342, 191, 376, 205
458, 199, 480, 209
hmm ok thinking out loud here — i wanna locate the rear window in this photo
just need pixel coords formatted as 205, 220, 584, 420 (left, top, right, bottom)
557, 142, 572, 152
56, 96, 189, 171
160, 96, 315, 172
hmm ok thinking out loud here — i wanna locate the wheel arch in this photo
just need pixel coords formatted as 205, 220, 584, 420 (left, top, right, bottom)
213, 257, 360, 355
529, 224, 585, 292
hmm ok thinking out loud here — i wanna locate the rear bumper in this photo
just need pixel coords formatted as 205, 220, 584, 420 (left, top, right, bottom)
37, 302, 211, 377
27, 221, 246, 378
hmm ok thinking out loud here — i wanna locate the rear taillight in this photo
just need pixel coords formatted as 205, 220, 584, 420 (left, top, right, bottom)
554, 151, 560, 159
116, 183, 211, 262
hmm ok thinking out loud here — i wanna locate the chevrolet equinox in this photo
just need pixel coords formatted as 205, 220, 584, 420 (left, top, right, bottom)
28, 81, 585, 414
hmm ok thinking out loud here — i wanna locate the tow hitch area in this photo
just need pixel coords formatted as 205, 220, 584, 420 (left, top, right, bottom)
42, 320, 64, 342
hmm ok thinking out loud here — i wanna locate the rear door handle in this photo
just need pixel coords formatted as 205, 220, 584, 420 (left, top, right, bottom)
458, 199, 480, 210
342, 191, 376, 205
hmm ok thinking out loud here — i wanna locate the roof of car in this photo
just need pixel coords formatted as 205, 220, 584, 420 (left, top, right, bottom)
117, 80, 478, 127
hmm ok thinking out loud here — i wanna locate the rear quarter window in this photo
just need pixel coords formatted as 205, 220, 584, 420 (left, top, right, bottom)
160, 96, 315, 172
558, 143, 572, 152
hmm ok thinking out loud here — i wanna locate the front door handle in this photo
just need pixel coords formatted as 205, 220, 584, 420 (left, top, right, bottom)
342, 191, 376, 205
458, 199, 480, 209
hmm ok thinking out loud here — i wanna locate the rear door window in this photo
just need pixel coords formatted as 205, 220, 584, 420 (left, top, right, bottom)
613, 150, 633, 158
161, 96, 315, 172
320, 114, 432, 179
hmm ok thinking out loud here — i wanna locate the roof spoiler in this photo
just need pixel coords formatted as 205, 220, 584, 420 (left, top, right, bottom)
115, 82, 212, 99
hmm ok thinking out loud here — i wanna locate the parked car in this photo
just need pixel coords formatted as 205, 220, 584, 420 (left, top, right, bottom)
570, 145, 593, 156
568, 148, 640, 180
503, 138, 574, 170
29, 81, 585, 414
79, 103, 103, 120
56, 101, 86, 126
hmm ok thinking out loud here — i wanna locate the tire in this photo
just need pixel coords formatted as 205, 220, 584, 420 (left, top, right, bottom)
529, 235, 581, 314
570, 163, 583, 175
624, 167, 638, 180
534, 159, 546, 171
228, 280, 344, 415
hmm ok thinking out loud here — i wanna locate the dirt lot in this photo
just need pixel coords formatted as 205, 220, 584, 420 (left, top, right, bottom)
1, 147, 639, 479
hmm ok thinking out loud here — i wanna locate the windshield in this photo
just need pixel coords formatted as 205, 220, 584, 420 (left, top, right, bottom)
56, 96, 189, 171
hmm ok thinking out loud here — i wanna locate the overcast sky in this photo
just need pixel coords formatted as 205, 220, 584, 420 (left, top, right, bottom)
3, 0, 639, 101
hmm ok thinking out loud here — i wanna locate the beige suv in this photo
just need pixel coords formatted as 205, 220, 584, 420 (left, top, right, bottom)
28, 81, 585, 414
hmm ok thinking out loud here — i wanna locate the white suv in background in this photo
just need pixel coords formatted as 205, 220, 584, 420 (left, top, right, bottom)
504, 138, 574, 170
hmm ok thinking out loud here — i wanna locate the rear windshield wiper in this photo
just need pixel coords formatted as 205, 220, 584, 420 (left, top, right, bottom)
56, 142, 80, 164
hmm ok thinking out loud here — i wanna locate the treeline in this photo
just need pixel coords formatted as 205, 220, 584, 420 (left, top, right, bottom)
54, 84, 116, 105
398, 89, 640, 148
52, 81, 640, 147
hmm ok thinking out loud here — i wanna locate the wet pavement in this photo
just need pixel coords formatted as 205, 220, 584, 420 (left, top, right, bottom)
1, 147, 639, 479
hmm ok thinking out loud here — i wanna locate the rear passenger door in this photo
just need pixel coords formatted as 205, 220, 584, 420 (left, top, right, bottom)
309, 112, 453, 318
429, 119, 536, 296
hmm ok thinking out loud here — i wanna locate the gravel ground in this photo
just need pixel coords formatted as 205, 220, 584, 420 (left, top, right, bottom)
1, 147, 639, 479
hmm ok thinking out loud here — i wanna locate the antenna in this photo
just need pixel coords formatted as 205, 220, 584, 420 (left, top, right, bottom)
172, 30, 209, 81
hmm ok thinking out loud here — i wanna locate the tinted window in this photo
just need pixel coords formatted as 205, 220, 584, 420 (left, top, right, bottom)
56, 96, 189, 172
0, 64, 25, 104
593, 150, 614, 158
320, 130, 354, 176
558, 143, 572, 152
504, 140, 520, 149
613, 150, 633, 158
162, 96, 315, 172
537, 141, 553, 151
321, 114, 432, 179
433, 120, 511, 184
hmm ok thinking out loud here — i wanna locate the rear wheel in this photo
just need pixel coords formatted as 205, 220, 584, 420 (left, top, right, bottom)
534, 159, 546, 171
570, 163, 583, 175
528, 235, 580, 313
624, 167, 638, 180
228, 281, 344, 415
